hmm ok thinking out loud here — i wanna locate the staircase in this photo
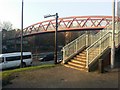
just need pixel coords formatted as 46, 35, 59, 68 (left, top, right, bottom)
63, 47, 101, 71
64, 50, 87, 71
62, 30, 109, 71
62, 22, 120, 72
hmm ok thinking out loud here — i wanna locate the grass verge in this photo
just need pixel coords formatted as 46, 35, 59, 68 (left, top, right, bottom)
0, 64, 55, 86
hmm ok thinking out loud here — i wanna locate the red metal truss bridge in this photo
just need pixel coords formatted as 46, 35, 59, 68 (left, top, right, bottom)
16, 16, 120, 37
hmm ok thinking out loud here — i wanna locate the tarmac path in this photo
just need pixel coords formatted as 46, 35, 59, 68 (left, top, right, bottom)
2, 49, 120, 88
3, 64, 119, 88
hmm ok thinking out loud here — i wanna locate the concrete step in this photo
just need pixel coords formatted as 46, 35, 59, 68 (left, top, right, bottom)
81, 51, 86, 53
71, 60, 86, 65
68, 62, 86, 68
76, 55, 86, 58
79, 53, 86, 56
71, 58, 86, 63
64, 64, 87, 71
73, 57, 86, 62
63, 49, 88, 71
74, 56, 86, 59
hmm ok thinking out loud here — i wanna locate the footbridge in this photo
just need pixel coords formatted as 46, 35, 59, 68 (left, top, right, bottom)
15, 15, 120, 72
16, 16, 119, 37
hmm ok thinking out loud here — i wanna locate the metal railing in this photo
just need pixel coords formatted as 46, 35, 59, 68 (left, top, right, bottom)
86, 32, 111, 68
62, 30, 109, 64
62, 22, 120, 65
88, 30, 109, 46
115, 30, 120, 47
85, 23, 119, 68
62, 34, 86, 63
86, 29, 120, 68
87, 23, 111, 47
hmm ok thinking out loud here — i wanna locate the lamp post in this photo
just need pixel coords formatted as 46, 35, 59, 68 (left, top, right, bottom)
20, 0, 24, 68
111, 0, 115, 69
44, 13, 59, 64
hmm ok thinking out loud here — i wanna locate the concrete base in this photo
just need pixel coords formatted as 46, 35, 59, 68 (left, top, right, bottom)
88, 48, 111, 72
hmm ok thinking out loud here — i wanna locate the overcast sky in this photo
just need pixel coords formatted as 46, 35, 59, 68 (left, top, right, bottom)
0, 0, 119, 29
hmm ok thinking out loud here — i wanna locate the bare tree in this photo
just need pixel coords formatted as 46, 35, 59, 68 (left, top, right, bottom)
0, 22, 2, 30
0, 21, 13, 31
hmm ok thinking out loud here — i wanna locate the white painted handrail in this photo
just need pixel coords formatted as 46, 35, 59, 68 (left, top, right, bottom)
62, 34, 86, 63
62, 22, 120, 66
86, 32, 111, 68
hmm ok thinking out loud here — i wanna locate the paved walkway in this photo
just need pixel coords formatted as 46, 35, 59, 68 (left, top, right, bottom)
3, 64, 119, 88
2, 49, 120, 88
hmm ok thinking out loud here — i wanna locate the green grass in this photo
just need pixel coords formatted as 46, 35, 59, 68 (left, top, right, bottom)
1, 64, 55, 86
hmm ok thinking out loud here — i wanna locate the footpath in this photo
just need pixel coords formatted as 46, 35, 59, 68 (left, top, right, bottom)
2, 50, 120, 89
2, 63, 119, 88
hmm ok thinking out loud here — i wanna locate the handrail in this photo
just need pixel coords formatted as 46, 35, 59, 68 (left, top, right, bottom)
115, 30, 120, 47
86, 32, 111, 68
62, 21, 120, 66
63, 34, 85, 49
89, 30, 109, 45
62, 29, 109, 64
86, 32, 111, 50
86, 29, 120, 68
62, 34, 86, 63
